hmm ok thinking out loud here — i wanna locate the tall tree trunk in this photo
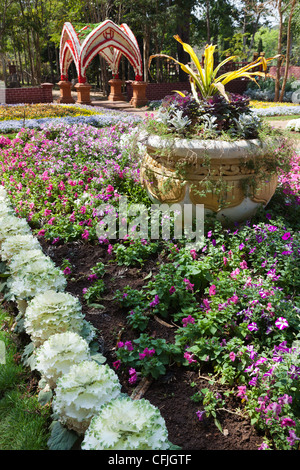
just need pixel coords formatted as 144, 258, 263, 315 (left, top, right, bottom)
279, 0, 297, 101
274, 0, 283, 102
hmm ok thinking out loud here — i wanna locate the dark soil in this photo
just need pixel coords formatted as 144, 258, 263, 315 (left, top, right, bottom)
37, 238, 264, 451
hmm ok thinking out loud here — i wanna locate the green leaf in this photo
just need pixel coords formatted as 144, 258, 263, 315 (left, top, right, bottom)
47, 421, 79, 450
214, 418, 223, 434
38, 388, 53, 406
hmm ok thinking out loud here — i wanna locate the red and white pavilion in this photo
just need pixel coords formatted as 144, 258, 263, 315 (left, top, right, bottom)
58, 20, 147, 107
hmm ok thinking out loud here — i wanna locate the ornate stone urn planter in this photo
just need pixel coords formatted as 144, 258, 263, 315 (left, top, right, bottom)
140, 135, 278, 224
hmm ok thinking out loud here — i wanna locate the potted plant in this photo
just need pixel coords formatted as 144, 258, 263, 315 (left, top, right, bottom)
140, 37, 290, 224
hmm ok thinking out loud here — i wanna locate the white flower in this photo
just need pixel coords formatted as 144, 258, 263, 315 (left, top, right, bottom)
35, 331, 91, 388
0, 215, 31, 242
52, 360, 121, 434
82, 396, 170, 450
8, 249, 47, 274
0, 234, 41, 262
7, 254, 66, 300
24, 290, 85, 347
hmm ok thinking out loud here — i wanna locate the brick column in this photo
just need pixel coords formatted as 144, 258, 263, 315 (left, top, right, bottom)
57, 81, 75, 104
41, 83, 54, 103
130, 81, 148, 107
108, 78, 126, 101
75, 82, 91, 105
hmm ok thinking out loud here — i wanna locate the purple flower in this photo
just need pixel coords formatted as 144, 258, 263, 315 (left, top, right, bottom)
275, 317, 289, 330
248, 322, 259, 332
196, 410, 205, 421
149, 295, 160, 307
282, 232, 291, 241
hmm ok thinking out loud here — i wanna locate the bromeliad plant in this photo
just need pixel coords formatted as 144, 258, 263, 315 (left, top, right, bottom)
148, 36, 279, 138
149, 36, 278, 103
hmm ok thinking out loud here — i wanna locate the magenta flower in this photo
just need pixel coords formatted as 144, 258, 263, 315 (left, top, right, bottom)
82, 229, 89, 240
149, 295, 159, 307
196, 410, 205, 421
169, 286, 176, 294
282, 232, 291, 241
182, 315, 195, 327
281, 418, 296, 428
248, 322, 259, 332
229, 352, 236, 361
113, 360, 121, 370
184, 351, 197, 364
63, 267, 71, 275
275, 317, 289, 330
209, 284, 216, 296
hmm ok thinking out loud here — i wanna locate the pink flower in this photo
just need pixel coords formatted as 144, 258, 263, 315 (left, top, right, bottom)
190, 249, 197, 259
106, 185, 114, 193
169, 286, 176, 294
182, 315, 195, 327
107, 244, 113, 254
209, 284, 216, 296
275, 317, 289, 330
113, 360, 121, 370
82, 229, 89, 240
184, 351, 197, 364
240, 260, 248, 269
63, 267, 71, 275
38, 229, 46, 237
184, 278, 194, 291
229, 352, 236, 361
230, 268, 240, 279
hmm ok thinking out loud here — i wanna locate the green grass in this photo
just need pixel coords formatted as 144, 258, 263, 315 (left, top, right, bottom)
0, 310, 51, 450
265, 114, 300, 121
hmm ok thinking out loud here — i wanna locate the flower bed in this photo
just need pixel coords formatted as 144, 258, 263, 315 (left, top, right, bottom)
0, 103, 141, 133
0, 107, 299, 451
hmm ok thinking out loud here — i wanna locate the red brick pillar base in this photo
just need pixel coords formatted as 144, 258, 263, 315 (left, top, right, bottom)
108, 78, 126, 101
57, 81, 75, 104
130, 81, 148, 107
75, 82, 91, 105
41, 83, 54, 102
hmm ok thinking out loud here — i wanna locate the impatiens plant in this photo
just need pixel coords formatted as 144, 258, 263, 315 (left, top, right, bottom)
81, 396, 171, 450
24, 290, 89, 347
52, 360, 122, 434
34, 331, 95, 388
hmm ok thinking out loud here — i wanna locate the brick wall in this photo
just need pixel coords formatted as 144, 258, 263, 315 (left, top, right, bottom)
269, 66, 300, 79
126, 79, 249, 101
5, 83, 54, 104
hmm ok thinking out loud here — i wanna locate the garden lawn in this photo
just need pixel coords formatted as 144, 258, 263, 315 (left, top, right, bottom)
0, 309, 51, 450
0, 105, 299, 451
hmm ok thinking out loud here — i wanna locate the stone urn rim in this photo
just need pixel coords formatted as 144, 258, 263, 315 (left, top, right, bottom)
141, 133, 278, 160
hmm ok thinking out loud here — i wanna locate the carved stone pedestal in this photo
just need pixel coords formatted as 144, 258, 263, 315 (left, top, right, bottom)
130, 81, 148, 107
57, 81, 75, 104
108, 78, 126, 101
75, 82, 91, 105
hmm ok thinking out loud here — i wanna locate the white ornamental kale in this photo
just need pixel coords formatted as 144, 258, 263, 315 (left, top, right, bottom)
8, 249, 47, 274
24, 290, 86, 347
81, 396, 171, 450
7, 254, 67, 300
0, 200, 14, 219
0, 234, 41, 262
0, 215, 31, 243
52, 360, 121, 434
286, 118, 300, 132
35, 331, 92, 388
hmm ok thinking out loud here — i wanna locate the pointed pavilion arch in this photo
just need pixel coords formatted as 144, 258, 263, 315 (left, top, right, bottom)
58, 20, 147, 106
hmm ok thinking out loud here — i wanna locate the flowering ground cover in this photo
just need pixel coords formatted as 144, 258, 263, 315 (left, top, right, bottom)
0, 108, 299, 451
